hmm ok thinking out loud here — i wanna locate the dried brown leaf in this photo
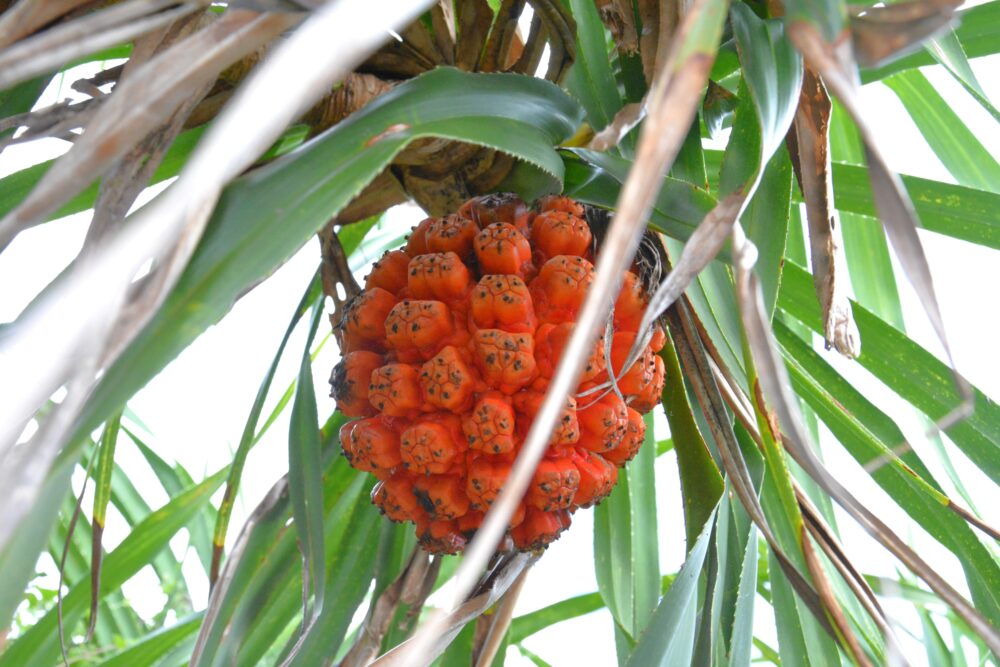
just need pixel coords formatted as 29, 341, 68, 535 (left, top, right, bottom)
596, 0, 639, 53
371, 554, 537, 666
850, 0, 960, 68
788, 20, 971, 424
801, 526, 874, 667
790, 66, 860, 358
0, 8, 300, 251
0, 0, 207, 90
0, 0, 91, 50
587, 101, 646, 151
428, 2, 454, 64
454, 0, 494, 70
337, 548, 434, 667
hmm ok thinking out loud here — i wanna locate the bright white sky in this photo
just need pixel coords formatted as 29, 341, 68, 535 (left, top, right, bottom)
1, 29, 999, 667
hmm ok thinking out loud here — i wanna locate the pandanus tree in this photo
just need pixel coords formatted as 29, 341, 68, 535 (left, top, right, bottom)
0, 0, 999, 664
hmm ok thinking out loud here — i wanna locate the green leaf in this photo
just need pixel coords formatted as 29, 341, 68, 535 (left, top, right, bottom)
774, 318, 1000, 629
212, 271, 323, 572
778, 261, 1000, 487
706, 489, 758, 666
509, 592, 605, 645
625, 506, 717, 667
593, 414, 660, 642
286, 297, 328, 624
660, 334, 724, 545
706, 149, 1000, 250
192, 421, 361, 667
285, 476, 381, 666
563, 149, 718, 242
122, 426, 214, 575
926, 30, 1000, 124
89, 412, 122, 638
562, 0, 624, 133
729, 6, 804, 181
741, 147, 793, 317
96, 613, 203, 667
0, 469, 226, 667
883, 70, 1000, 193
829, 103, 905, 329
768, 547, 811, 667
727, 520, 758, 666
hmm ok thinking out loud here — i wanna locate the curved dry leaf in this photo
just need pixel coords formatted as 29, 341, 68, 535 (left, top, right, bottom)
0, 0, 207, 90
850, 0, 961, 68
788, 20, 971, 423
0, 0, 91, 50
337, 548, 434, 667
587, 100, 646, 151
790, 66, 860, 358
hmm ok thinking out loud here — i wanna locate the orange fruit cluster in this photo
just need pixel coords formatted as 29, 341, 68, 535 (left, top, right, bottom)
331, 194, 665, 554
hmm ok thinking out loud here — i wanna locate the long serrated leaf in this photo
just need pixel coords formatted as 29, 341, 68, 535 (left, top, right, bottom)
625, 506, 717, 666
95, 613, 203, 667
660, 333, 723, 545
563, 0, 625, 133
0, 468, 225, 667
210, 271, 324, 584
775, 318, 1000, 628
282, 294, 328, 661
883, 69, 1000, 193
594, 413, 659, 642
88, 412, 122, 640
778, 261, 1000, 486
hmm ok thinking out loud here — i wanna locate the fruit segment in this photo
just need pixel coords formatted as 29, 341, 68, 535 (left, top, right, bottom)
331, 194, 666, 553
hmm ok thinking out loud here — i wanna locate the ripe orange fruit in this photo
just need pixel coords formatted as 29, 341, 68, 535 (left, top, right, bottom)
331, 194, 665, 554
